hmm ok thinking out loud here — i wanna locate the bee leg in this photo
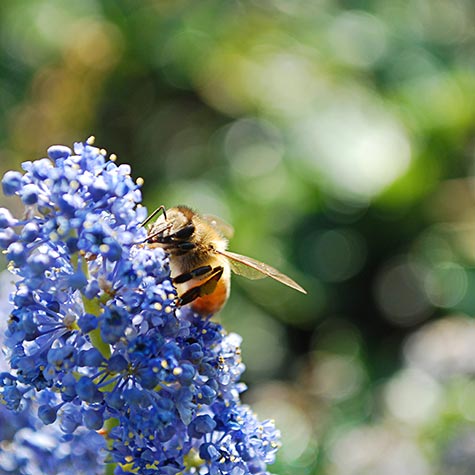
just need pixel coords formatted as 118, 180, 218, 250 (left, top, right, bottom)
173, 265, 213, 284
177, 266, 224, 306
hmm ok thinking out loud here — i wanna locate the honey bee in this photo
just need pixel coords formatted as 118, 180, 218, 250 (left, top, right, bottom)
144, 205, 306, 315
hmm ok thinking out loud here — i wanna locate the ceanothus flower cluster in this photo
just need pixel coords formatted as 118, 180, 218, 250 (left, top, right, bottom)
0, 139, 280, 475
0, 398, 107, 475
0, 271, 106, 475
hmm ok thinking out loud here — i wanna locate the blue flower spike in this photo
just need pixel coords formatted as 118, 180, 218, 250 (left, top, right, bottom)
0, 138, 280, 475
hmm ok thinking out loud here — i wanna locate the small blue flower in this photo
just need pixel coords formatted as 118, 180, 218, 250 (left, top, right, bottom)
2, 170, 23, 195
47, 144, 72, 161
0, 207, 16, 228
188, 414, 217, 438
0, 227, 17, 248
20, 183, 40, 205
38, 403, 58, 424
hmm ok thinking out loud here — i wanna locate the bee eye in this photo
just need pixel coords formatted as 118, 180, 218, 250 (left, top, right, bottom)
173, 225, 195, 240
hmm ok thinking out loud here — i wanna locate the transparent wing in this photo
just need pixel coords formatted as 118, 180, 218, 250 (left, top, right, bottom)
216, 249, 307, 294
202, 214, 235, 239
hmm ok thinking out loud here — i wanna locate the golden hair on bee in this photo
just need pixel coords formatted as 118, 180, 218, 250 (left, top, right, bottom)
144, 205, 306, 315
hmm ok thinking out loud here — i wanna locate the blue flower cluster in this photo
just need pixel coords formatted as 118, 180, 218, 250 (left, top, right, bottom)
0, 399, 107, 475
0, 270, 106, 475
0, 139, 280, 474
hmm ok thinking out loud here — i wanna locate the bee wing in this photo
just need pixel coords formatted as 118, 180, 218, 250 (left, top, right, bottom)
216, 249, 307, 294
202, 214, 235, 239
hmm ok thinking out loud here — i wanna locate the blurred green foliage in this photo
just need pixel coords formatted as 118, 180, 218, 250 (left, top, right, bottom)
1, 1, 475, 474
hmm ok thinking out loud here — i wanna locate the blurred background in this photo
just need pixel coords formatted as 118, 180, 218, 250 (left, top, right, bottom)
1, 1, 475, 474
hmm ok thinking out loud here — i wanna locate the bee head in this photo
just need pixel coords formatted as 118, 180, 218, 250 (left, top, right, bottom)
148, 206, 196, 243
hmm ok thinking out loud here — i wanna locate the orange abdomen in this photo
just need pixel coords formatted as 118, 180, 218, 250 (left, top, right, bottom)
190, 279, 229, 315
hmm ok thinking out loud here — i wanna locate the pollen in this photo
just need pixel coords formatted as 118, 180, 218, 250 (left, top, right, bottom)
86, 136, 96, 145
136, 177, 144, 186
110, 154, 117, 162
63, 313, 76, 328
70, 180, 79, 191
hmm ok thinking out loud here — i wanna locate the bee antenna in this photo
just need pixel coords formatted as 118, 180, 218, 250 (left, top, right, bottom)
139, 205, 167, 228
